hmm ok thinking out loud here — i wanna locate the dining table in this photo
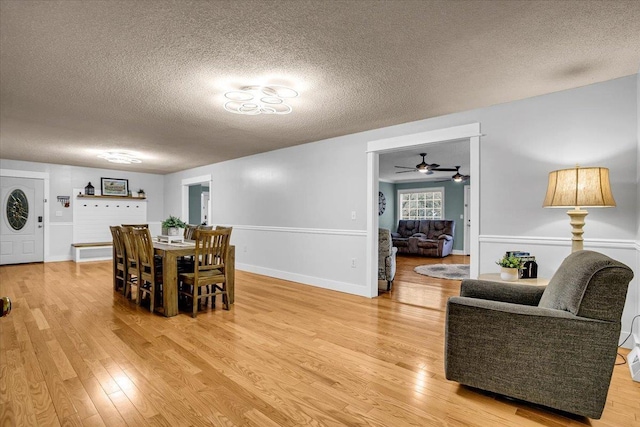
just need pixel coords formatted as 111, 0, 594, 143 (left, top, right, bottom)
153, 240, 235, 317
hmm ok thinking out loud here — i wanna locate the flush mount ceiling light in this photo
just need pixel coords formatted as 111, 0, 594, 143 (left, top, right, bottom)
223, 85, 298, 115
97, 152, 142, 164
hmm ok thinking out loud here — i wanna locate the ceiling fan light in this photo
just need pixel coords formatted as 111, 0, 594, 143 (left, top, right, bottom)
418, 168, 429, 174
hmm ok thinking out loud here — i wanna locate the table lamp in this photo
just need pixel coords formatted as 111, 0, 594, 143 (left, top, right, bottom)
543, 166, 616, 252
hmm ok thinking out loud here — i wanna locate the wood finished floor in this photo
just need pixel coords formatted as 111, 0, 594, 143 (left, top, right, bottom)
1, 255, 638, 426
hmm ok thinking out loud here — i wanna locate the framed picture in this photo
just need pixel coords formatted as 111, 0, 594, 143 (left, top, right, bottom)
101, 177, 129, 196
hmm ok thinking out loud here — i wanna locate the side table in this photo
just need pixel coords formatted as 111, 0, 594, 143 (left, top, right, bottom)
478, 273, 549, 286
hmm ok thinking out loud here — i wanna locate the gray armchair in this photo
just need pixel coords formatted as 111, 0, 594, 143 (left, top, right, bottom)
378, 228, 398, 291
445, 250, 634, 419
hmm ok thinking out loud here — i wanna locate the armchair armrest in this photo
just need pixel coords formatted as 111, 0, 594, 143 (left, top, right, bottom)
412, 233, 426, 238
391, 232, 400, 238
438, 234, 453, 241
460, 279, 545, 306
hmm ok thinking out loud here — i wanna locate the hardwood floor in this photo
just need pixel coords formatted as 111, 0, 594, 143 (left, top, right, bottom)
0, 257, 638, 426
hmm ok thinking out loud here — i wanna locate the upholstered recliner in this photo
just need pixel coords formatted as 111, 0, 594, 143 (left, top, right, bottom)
444, 250, 634, 419
378, 228, 397, 291
391, 219, 455, 257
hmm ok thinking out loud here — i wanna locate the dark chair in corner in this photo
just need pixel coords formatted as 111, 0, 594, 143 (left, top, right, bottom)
378, 228, 397, 291
444, 250, 634, 419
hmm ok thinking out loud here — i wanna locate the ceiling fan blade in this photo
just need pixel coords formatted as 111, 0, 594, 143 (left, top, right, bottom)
395, 170, 417, 174
431, 167, 458, 172
394, 166, 416, 169
426, 163, 440, 169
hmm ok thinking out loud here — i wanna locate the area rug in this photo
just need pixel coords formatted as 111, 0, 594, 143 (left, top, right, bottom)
414, 264, 470, 280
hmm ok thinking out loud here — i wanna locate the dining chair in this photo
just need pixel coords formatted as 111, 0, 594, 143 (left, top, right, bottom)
120, 226, 140, 300
109, 226, 127, 294
132, 227, 162, 313
122, 223, 149, 229
183, 224, 198, 240
178, 228, 232, 317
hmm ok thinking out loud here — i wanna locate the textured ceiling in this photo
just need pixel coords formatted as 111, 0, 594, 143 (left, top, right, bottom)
1, 0, 639, 174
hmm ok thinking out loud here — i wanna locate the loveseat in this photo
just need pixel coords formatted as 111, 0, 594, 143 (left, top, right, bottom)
391, 219, 455, 257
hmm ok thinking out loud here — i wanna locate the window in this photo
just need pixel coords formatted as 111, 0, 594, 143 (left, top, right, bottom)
398, 187, 444, 220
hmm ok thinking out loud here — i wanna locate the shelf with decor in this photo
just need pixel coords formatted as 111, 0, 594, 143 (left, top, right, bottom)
76, 195, 146, 200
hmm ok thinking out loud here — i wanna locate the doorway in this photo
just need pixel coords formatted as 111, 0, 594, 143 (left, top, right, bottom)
366, 123, 481, 298
1, 176, 45, 265
181, 175, 213, 226
187, 184, 210, 225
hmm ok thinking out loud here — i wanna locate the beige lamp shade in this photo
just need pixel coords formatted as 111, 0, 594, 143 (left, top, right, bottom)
543, 167, 616, 208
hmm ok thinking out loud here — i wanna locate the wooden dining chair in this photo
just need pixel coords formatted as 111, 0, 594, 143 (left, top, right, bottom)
178, 228, 232, 317
183, 224, 198, 240
122, 223, 148, 229
132, 227, 162, 313
120, 226, 140, 300
109, 226, 127, 294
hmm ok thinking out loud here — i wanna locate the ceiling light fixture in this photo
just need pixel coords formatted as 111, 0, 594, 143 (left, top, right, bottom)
97, 152, 142, 164
223, 85, 298, 115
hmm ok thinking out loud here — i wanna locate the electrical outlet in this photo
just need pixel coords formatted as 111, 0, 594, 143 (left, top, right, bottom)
55, 211, 62, 217
351, 211, 356, 220
351, 258, 356, 268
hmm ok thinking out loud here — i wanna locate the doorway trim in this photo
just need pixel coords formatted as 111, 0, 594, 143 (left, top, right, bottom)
0, 169, 50, 262
181, 174, 213, 225
464, 184, 471, 255
365, 123, 481, 298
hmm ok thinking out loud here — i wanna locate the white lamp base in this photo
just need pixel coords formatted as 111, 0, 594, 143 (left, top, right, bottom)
567, 208, 588, 252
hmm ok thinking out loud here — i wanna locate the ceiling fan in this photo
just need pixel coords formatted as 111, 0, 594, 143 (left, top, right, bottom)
429, 166, 471, 183
442, 166, 470, 183
395, 153, 459, 175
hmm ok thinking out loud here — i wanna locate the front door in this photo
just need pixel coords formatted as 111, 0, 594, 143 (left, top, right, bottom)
0, 177, 44, 265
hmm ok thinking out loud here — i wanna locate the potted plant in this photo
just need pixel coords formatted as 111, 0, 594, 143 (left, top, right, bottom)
137, 188, 146, 198
496, 254, 525, 281
162, 215, 187, 236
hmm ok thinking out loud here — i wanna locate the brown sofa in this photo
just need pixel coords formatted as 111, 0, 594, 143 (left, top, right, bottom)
391, 219, 455, 257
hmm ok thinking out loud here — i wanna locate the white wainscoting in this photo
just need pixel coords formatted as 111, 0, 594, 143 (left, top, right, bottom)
73, 193, 147, 244
227, 225, 369, 297
479, 235, 639, 349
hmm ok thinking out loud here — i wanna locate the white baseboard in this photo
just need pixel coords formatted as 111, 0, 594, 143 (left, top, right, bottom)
46, 255, 73, 262
451, 249, 466, 255
620, 329, 636, 349
236, 262, 369, 297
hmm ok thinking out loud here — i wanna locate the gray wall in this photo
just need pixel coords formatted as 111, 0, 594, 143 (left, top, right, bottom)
378, 181, 395, 231
163, 74, 638, 336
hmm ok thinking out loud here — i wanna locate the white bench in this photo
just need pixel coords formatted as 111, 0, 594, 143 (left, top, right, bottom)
71, 242, 113, 263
